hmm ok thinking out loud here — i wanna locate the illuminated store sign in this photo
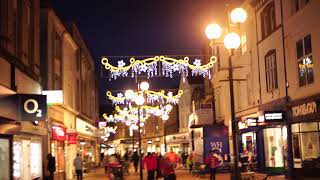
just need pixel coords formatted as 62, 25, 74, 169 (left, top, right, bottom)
52, 126, 66, 141
292, 101, 317, 117
76, 118, 98, 137
264, 112, 283, 121
0, 94, 47, 121
42, 90, 63, 105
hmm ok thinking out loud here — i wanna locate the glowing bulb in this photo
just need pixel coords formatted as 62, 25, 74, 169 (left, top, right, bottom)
106, 133, 110, 137
224, 32, 241, 49
140, 81, 150, 91
140, 122, 145, 127
125, 89, 135, 99
230, 8, 247, 23
165, 104, 173, 111
205, 24, 222, 40
162, 114, 169, 121
135, 95, 145, 105
125, 120, 131, 126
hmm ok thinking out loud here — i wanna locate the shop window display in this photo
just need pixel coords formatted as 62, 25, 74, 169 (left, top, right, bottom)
263, 127, 287, 168
51, 141, 65, 173
292, 122, 320, 168
0, 138, 10, 180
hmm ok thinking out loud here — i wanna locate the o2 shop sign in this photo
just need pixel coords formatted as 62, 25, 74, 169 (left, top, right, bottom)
19, 94, 47, 121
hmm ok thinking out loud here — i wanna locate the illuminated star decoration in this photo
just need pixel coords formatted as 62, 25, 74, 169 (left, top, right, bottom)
101, 56, 217, 80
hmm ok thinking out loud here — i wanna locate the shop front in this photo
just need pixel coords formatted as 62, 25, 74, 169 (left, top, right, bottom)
76, 117, 99, 172
51, 125, 66, 179
166, 132, 190, 154
0, 94, 47, 180
238, 111, 287, 174
287, 94, 320, 178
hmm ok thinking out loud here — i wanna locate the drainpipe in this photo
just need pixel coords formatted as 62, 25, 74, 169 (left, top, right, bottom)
279, 0, 294, 179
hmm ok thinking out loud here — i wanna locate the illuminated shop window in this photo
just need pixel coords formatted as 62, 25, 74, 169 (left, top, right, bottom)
292, 122, 320, 168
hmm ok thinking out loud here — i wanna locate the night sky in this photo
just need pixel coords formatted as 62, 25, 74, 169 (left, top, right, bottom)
52, 0, 243, 107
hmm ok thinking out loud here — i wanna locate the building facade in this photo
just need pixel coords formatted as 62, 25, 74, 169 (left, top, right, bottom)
0, 0, 48, 179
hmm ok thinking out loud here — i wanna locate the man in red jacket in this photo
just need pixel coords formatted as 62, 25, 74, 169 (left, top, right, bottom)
160, 154, 176, 180
143, 152, 158, 180
205, 150, 220, 180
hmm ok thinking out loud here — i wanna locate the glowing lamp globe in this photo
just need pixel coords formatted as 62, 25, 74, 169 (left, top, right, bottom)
133, 124, 139, 130
205, 24, 222, 40
125, 120, 131, 126
165, 104, 173, 111
162, 114, 169, 121
140, 81, 150, 91
135, 95, 145, 105
140, 122, 145, 127
106, 133, 110, 138
125, 89, 135, 99
224, 32, 241, 49
230, 8, 247, 23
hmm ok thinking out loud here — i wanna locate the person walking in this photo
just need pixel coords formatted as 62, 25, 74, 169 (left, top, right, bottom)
143, 152, 158, 180
132, 151, 139, 173
47, 153, 55, 180
205, 150, 219, 180
102, 154, 109, 175
187, 152, 194, 173
160, 154, 176, 180
156, 153, 162, 179
74, 153, 84, 180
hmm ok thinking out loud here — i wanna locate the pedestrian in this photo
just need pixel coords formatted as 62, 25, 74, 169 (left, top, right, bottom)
74, 153, 84, 180
205, 150, 219, 180
132, 151, 139, 173
47, 153, 55, 180
156, 153, 162, 179
187, 152, 194, 173
124, 151, 129, 161
143, 152, 158, 180
181, 152, 188, 169
102, 154, 109, 175
160, 154, 176, 180
167, 149, 178, 168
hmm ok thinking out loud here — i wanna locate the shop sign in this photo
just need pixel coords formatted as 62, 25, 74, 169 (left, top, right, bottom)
52, 126, 66, 141
0, 94, 47, 121
264, 112, 283, 121
66, 132, 78, 144
42, 90, 63, 105
292, 101, 317, 118
76, 118, 97, 137
195, 103, 213, 125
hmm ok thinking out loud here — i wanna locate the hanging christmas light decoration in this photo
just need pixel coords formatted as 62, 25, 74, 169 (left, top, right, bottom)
106, 89, 183, 105
101, 56, 217, 80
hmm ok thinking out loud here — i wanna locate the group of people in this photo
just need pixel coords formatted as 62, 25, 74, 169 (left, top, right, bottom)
46, 153, 84, 180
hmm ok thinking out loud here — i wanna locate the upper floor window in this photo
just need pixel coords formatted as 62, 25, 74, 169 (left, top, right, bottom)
261, 1, 276, 39
296, 34, 314, 87
293, 0, 310, 13
265, 49, 278, 92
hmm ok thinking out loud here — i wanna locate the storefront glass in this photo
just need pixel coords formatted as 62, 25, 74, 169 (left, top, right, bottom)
0, 138, 10, 180
30, 142, 42, 178
241, 132, 257, 170
292, 122, 320, 168
51, 141, 65, 173
263, 127, 286, 168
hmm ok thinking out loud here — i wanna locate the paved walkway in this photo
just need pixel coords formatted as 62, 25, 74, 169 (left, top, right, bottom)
77, 165, 288, 180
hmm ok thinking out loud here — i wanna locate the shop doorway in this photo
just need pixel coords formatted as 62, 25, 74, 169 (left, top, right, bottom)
22, 140, 31, 180
0, 137, 10, 180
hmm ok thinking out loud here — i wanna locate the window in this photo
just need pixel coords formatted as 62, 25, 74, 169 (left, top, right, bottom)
296, 35, 314, 87
265, 50, 278, 92
293, 0, 311, 13
261, 1, 276, 38
241, 34, 247, 54
291, 122, 320, 168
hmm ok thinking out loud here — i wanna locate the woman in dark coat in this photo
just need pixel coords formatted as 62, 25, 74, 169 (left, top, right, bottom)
47, 153, 56, 180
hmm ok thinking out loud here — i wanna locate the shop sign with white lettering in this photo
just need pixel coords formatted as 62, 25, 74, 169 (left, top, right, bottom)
292, 101, 318, 118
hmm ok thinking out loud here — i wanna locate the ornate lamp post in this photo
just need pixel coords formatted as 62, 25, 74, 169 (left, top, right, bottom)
161, 104, 171, 153
205, 7, 247, 180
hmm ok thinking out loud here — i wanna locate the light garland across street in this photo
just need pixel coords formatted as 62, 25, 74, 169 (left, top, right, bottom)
106, 89, 183, 105
101, 55, 217, 80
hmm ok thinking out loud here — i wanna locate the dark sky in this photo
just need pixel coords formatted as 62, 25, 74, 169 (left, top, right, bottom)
52, 0, 242, 106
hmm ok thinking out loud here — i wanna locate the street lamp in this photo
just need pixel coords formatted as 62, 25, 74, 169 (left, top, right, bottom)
161, 112, 169, 153
136, 81, 149, 180
205, 7, 246, 180
205, 24, 222, 40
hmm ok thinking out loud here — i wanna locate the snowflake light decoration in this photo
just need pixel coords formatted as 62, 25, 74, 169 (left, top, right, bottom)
101, 56, 217, 80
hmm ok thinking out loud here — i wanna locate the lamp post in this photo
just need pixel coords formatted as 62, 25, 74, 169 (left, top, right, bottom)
205, 7, 246, 180
162, 105, 171, 153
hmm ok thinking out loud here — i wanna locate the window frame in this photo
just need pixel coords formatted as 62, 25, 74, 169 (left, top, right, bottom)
296, 34, 314, 87
265, 49, 278, 92
260, 1, 276, 39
